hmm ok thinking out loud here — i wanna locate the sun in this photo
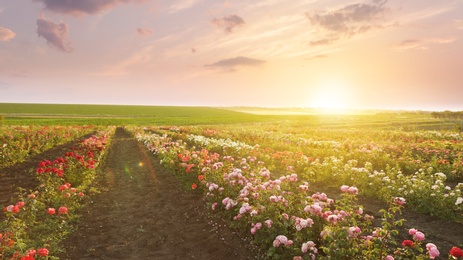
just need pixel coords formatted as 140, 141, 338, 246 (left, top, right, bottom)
308, 78, 352, 110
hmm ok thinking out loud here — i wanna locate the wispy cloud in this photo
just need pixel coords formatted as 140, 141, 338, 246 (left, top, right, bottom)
36, 15, 73, 52
205, 56, 265, 72
136, 27, 153, 36
394, 37, 455, 51
0, 27, 16, 42
168, 0, 202, 13
34, 0, 148, 16
456, 20, 463, 30
211, 14, 245, 33
97, 45, 155, 76
307, 0, 389, 45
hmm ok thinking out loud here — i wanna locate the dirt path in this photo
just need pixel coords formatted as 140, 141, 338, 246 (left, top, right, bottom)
61, 128, 255, 260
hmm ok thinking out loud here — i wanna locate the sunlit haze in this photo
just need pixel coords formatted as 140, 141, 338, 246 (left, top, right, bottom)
1, 0, 462, 111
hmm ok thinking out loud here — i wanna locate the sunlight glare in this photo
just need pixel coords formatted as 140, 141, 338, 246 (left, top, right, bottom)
308, 78, 352, 110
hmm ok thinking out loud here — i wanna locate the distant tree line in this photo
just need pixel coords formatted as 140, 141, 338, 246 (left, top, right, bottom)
431, 111, 463, 120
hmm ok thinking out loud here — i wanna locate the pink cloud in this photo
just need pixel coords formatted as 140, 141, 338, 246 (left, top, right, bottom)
211, 14, 245, 33
0, 26, 16, 41
36, 15, 73, 52
137, 27, 153, 36
34, 0, 147, 16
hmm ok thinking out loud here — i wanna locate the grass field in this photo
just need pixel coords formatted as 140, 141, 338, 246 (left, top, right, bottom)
0, 103, 459, 131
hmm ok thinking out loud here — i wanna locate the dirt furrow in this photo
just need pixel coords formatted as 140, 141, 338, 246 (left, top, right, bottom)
61, 128, 255, 259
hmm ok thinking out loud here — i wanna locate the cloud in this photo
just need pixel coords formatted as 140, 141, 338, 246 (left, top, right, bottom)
137, 28, 153, 36
205, 56, 265, 71
307, 0, 388, 45
395, 37, 455, 51
36, 15, 73, 52
0, 27, 16, 41
34, 0, 147, 16
211, 14, 245, 33
168, 0, 202, 13
456, 20, 463, 30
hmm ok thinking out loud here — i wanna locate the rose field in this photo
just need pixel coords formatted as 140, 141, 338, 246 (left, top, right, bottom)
1, 105, 463, 259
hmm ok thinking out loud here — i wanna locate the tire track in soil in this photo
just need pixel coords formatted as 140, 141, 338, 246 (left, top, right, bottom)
61, 128, 256, 260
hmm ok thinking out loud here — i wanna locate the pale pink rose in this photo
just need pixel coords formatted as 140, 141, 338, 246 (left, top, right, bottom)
426, 243, 437, 251
319, 193, 328, 201
273, 239, 281, 247
251, 227, 257, 234
265, 219, 272, 227
347, 186, 358, 194
301, 242, 309, 253
393, 197, 406, 205
408, 228, 417, 235
327, 214, 338, 223
286, 240, 294, 246
340, 185, 349, 192
385, 255, 394, 260
413, 231, 425, 241
211, 202, 218, 210
289, 174, 298, 182
255, 222, 262, 229
282, 213, 289, 220
428, 247, 439, 259
276, 235, 288, 245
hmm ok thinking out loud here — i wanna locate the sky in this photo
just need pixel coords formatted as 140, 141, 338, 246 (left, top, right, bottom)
0, 0, 462, 111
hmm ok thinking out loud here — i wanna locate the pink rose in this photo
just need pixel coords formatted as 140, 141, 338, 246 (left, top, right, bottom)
413, 231, 425, 241
340, 185, 349, 192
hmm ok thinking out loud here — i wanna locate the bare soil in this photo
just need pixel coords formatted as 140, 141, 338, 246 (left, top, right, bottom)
60, 128, 256, 259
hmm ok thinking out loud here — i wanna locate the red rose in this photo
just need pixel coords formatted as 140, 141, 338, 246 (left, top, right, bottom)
58, 206, 68, 214
15, 201, 25, 209
402, 240, 414, 247
191, 183, 197, 189
47, 208, 56, 215
37, 247, 49, 256
450, 247, 463, 257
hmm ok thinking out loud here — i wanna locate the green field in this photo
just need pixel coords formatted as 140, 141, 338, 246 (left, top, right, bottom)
0, 103, 459, 131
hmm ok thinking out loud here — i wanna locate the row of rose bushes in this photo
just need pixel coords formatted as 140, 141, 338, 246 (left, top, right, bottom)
0, 126, 95, 168
134, 129, 463, 259
144, 127, 463, 222
173, 124, 463, 180
0, 127, 114, 260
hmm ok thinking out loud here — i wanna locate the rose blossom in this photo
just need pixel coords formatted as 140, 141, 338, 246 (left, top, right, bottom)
427, 247, 439, 258
413, 231, 425, 241
450, 247, 463, 257
47, 208, 56, 215
340, 185, 349, 192
402, 240, 414, 247
37, 248, 49, 256
58, 206, 68, 214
